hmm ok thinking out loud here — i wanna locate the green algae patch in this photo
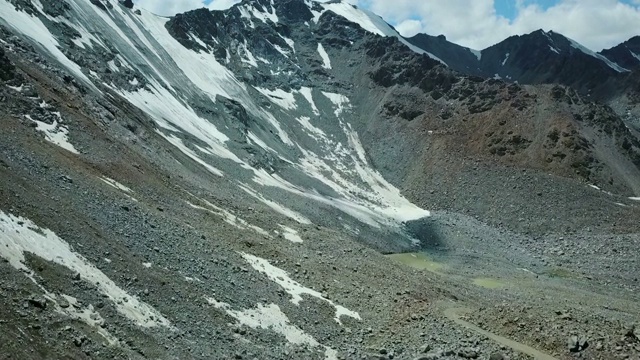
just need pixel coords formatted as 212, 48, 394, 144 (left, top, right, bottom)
387, 253, 444, 273
472, 277, 505, 289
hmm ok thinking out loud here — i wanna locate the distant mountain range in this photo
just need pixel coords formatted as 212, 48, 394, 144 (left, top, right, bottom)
407, 30, 640, 99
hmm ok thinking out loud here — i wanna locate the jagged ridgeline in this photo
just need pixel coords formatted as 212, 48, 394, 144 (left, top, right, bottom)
1, 0, 640, 359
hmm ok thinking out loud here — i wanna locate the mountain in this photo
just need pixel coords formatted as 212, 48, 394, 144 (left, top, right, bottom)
408, 28, 640, 138
1, 0, 640, 359
600, 35, 640, 70
408, 29, 640, 102
406, 33, 484, 76
478, 30, 628, 94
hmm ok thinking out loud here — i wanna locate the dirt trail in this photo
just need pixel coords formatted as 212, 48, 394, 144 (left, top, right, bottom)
444, 307, 559, 360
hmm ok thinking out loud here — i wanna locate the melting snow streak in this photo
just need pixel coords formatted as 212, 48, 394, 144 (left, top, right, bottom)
0, 211, 171, 328
241, 252, 360, 324
317, 43, 332, 69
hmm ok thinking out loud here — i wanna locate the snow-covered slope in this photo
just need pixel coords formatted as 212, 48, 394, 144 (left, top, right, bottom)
566, 36, 629, 73
0, 0, 429, 237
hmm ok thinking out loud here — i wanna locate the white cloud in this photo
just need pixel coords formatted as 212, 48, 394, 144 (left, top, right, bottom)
208, 0, 241, 10
358, 0, 640, 51
395, 19, 422, 37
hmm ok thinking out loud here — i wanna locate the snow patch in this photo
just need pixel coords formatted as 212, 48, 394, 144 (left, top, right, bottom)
272, 42, 291, 57
278, 225, 303, 243
317, 43, 332, 69
238, 6, 255, 28
112, 73, 244, 177
207, 299, 337, 359
78, 0, 174, 88
342, 127, 431, 223
241, 252, 360, 324
187, 196, 271, 238
163, 134, 224, 177
25, 115, 79, 154
189, 32, 208, 50
247, 131, 281, 156
239, 185, 312, 224
256, 56, 271, 64
0, 211, 171, 328
107, 60, 120, 72
116, 6, 163, 60
501, 53, 510, 66
241, 40, 259, 67
299, 87, 320, 115
280, 35, 295, 52
322, 91, 351, 117
256, 87, 297, 110
248, 3, 278, 24
100, 177, 134, 194
296, 116, 326, 139
6, 84, 23, 92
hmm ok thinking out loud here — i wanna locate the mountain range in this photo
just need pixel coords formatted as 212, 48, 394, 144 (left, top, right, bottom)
408, 29, 640, 103
0, 0, 639, 359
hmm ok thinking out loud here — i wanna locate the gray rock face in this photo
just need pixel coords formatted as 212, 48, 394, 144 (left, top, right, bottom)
40, 0, 71, 17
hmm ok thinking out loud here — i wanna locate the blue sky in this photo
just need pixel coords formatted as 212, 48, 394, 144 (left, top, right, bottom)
135, 0, 640, 51
493, 0, 554, 19
495, 0, 639, 19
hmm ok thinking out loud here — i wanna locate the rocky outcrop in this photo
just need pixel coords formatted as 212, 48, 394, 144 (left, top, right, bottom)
0, 47, 14, 81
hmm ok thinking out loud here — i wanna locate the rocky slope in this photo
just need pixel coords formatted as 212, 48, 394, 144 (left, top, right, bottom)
0, 0, 639, 359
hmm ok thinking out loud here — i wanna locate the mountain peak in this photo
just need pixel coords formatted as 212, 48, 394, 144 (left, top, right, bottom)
600, 35, 640, 70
